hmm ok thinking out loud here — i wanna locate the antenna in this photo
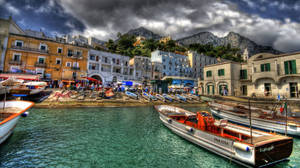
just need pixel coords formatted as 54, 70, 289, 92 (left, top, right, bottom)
248, 98, 253, 144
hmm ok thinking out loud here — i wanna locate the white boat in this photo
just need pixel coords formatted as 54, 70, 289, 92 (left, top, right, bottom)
209, 101, 300, 136
162, 94, 173, 102
155, 94, 165, 101
0, 101, 34, 144
155, 105, 293, 167
125, 91, 138, 99
24, 81, 47, 95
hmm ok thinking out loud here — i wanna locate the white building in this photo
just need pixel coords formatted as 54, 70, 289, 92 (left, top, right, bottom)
129, 56, 152, 81
151, 50, 192, 78
87, 49, 135, 84
187, 51, 220, 80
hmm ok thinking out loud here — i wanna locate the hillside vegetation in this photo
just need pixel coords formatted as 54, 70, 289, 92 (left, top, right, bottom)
104, 33, 242, 62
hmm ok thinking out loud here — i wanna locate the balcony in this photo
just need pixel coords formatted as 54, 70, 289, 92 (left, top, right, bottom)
11, 45, 48, 54
9, 60, 22, 65
35, 62, 47, 68
71, 67, 80, 70
252, 71, 277, 84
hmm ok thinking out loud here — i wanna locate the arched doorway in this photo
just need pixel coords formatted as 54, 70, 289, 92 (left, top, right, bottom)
91, 75, 102, 82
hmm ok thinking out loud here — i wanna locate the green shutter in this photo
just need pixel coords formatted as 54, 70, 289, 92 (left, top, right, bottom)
219, 85, 222, 95
245, 70, 247, 79
206, 71, 208, 77
284, 61, 289, 74
207, 85, 210, 94
261, 64, 264, 72
212, 85, 215, 94
222, 69, 225, 76
266, 63, 271, 71
292, 60, 297, 74
240, 70, 243, 78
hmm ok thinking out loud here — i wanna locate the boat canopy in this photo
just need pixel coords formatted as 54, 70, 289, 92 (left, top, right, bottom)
0, 74, 40, 81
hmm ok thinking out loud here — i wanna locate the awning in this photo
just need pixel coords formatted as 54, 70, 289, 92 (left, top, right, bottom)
84, 77, 102, 84
0, 73, 40, 80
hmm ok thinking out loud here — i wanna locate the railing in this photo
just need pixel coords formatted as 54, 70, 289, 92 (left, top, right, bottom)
11, 45, 48, 53
9, 60, 22, 65
71, 67, 80, 70
35, 62, 47, 68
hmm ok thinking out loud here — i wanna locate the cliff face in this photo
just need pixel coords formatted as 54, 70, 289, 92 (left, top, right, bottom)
124, 27, 282, 57
177, 31, 282, 56
125, 27, 162, 40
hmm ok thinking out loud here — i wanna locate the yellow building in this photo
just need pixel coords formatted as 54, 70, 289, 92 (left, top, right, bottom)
4, 33, 88, 82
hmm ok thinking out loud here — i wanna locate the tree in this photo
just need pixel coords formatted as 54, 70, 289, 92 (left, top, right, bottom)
105, 39, 117, 52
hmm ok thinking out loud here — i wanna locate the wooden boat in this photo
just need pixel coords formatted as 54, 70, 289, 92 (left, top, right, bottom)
162, 94, 173, 102
125, 91, 138, 99
155, 105, 293, 167
209, 101, 300, 136
0, 101, 34, 144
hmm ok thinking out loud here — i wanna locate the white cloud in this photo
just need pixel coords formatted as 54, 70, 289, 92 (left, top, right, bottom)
35, 0, 56, 14
5, 3, 20, 15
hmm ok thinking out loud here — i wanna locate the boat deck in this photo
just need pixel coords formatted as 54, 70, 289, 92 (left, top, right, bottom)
214, 120, 270, 138
0, 107, 23, 122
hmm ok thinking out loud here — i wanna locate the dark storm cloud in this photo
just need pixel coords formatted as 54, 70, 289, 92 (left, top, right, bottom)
58, 0, 217, 35
0, 0, 300, 52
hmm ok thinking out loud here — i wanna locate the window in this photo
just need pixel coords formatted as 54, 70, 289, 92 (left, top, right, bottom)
260, 63, 271, 72
206, 70, 212, 77
90, 54, 96, 60
57, 47, 62, 54
66, 62, 71, 67
218, 69, 225, 76
15, 40, 23, 47
73, 62, 79, 67
284, 60, 297, 74
89, 63, 99, 70
96, 56, 99, 61
40, 44, 47, 51
112, 58, 115, 64
13, 53, 21, 61
104, 57, 108, 63
56, 58, 61, 65
125, 61, 128, 66
38, 57, 45, 64
116, 59, 119, 65
67, 49, 73, 57
240, 69, 247, 79
76, 51, 82, 56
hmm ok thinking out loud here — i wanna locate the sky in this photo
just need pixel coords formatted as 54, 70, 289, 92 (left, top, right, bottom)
0, 0, 300, 52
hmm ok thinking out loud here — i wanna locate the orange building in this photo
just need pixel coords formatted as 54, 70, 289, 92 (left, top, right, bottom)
4, 33, 88, 82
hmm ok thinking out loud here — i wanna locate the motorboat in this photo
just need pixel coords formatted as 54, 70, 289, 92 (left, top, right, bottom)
209, 101, 300, 136
155, 105, 293, 167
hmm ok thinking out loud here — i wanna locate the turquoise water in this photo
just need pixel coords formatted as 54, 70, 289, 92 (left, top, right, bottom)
0, 106, 299, 168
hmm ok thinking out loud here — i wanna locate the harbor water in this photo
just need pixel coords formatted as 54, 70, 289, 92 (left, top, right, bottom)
0, 106, 300, 168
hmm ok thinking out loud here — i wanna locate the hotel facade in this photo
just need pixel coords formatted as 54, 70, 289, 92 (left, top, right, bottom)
87, 49, 135, 84
4, 33, 88, 82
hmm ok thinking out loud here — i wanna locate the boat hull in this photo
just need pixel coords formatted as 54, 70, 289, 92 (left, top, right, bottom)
0, 101, 34, 145
0, 116, 20, 144
158, 113, 255, 167
210, 108, 300, 136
